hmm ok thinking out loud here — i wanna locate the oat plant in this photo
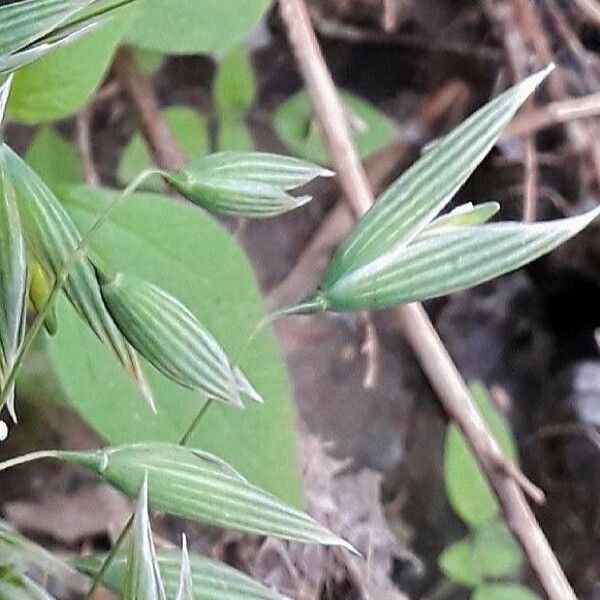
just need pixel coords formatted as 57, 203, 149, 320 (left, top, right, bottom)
0, 3, 598, 598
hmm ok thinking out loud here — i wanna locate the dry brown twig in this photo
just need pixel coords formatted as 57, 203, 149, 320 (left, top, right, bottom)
76, 103, 100, 186
113, 46, 186, 172
278, 0, 576, 598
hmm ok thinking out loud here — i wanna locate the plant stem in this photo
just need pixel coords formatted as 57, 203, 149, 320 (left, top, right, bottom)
0, 168, 166, 417
82, 399, 214, 598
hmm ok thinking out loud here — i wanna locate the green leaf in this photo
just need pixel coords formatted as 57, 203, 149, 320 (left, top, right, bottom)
310, 206, 600, 312
1, 143, 152, 408
47, 185, 301, 505
438, 537, 481, 588
119, 107, 209, 190
26, 127, 82, 189
473, 521, 522, 579
322, 67, 553, 285
472, 584, 542, 600
444, 382, 517, 526
165, 151, 332, 218
0, 0, 134, 74
217, 119, 254, 152
273, 90, 397, 166
124, 476, 166, 600
214, 46, 256, 119
126, 0, 271, 54
99, 270, 262, 406
9, 6, 133, 123
0, 147, 27, 423
77, 549, 289, 600
52, 443, 353, 548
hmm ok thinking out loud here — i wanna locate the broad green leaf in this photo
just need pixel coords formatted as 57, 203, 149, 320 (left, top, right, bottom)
274, 90, 397, 166
47, 186, 301, 505
77, 549, 289, 600
133, 48, 163, 76
1, 144, 152, 408
40, 443, 352, 548
474, 521, 522, 579
217, 119, 254, 152
99, 271, 262, 406
214, 47, 256, 119
165, 151, 332, 218
438, 537, 481, 588
322, 66, 553, 285
472, 584, 542, 600
26, 127, 82, 189
309, 206, 600, 312
0, 147, 27, 423
119, 107, 209, 190
175, 537, 192, 600
444, 382, 517, 526
9, 6, 133, 123
124, 476, 166, 600
126, 0, 271, 54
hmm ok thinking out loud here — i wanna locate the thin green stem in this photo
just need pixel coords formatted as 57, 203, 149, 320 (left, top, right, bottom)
82, 399, 214, 598
0, 168, 166, 417
0, 450, 59, 473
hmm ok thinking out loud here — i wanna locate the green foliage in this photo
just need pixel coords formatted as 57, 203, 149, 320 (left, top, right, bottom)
439, 383, 537, 598
125, 0, 271, 54
9, 11, 131, 123
165, 152, 332, 218
214, 47, 256, 152
0, 150, 26, 423
119, 107, 209, 189
78, 549, 288, 599
438, 537, 481, 587
214, 46, 256, 119
47, 186, 301, 504
26, 127, 82, 188
472, 584, 542, 600
274, 90, 397, 165
52, 443, 351, 546
0, 0, 136, 75
444, 382, 517, 526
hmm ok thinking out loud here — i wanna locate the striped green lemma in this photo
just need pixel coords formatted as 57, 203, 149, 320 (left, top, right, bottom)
163, 151, 333, 218
99, 271, 262, 406
0, 143, 153, 409
0, 148, 26, 423
281, 66, 599, 314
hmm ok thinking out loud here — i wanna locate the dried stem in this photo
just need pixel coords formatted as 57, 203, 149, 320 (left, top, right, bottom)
278, 0, 575, 598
